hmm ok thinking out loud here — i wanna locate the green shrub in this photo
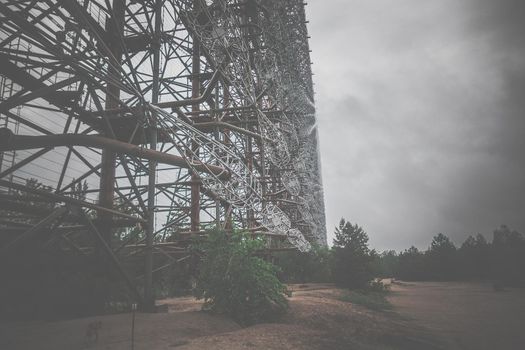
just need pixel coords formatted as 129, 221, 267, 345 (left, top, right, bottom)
340, 290, 392, 311
273, 244, 332, 283
193, 229, 288, 325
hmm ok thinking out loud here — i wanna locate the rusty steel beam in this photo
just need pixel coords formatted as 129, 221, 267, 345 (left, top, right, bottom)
142, 0, 163, 312
97, 0, 126, 247
190, 24, 201, 233
0, 128, 230, 179
0, 179, 146, 223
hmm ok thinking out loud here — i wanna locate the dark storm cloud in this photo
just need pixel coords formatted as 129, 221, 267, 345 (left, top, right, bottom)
306, 0, 525, 250
467, 0, 525, 157
468, 0, 525, 50
436, 0, 525, 244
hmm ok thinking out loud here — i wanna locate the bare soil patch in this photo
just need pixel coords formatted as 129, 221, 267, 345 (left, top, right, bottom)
388, 281, 525, 350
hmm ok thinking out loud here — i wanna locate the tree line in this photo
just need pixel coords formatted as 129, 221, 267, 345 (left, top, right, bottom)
274, 220, 525, 289
376, 225, 525, 285
274, 218, 379, 290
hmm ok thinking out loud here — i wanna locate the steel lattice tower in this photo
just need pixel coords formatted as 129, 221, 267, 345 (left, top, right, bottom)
0, 0, 326, 308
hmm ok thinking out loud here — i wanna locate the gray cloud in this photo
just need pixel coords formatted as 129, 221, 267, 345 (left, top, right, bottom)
307, 0, 525, 250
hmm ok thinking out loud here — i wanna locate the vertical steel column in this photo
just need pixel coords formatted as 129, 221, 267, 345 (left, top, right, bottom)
214, 85, 221, 228
99, 0, 125, 244
143, 0, 162, 311
190, 12, 200, 233
222, 84, 233, 230
246, 134, 255, 228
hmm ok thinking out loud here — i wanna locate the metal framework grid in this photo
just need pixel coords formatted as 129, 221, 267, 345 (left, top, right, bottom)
0, 0, 326, 308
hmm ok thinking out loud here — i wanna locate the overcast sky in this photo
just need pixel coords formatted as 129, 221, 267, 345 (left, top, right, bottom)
306, 0, 525, 251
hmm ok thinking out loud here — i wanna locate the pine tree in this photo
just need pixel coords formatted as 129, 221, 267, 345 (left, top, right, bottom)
331, 218, 375, 289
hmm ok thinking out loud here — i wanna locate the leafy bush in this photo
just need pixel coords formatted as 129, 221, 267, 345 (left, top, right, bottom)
193, 229, 288, 325
273, 244, 332, 283
155, 260, 194, 298
339, 280, 391, 311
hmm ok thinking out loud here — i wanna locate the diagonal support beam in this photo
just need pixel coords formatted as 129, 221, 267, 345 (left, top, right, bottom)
0, 205, 69, 256
0, 76, 79, 112
0, 178, 146, 223
0, 147, 53, 179
0, 54, 99, 126
81, 210, 143, 303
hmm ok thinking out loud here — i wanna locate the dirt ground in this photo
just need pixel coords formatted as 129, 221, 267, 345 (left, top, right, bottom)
5, 282, 523, 350
0, 283, 441, 350
388, 281, 525, 350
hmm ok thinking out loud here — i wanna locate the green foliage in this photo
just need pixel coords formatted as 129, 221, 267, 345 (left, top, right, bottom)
373, 250, 399, 278
273, 244, 332, 283
430, 233, 455, 252
396, 246, 426, 280
0, 178, 56, 224
459, 234, 489, 280
70, 178, 89, 201
378, 227, 525, 285
193, 229, 288, 325
491, 225, 525, 285
155, 259, 194, 298
331, 218, 375, 289
333, 218, 370, 252
426, 233, 458, 280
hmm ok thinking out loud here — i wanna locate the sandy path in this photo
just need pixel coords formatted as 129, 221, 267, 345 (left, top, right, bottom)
388, 281, 525, 350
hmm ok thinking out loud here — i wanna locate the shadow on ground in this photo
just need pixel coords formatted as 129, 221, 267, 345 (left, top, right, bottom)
0, 284, 444, 350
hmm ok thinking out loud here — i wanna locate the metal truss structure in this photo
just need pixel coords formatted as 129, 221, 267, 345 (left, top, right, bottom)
0, 0, 325, 308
